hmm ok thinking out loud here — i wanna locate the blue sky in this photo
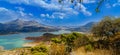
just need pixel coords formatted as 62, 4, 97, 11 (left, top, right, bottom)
0, 0, 120, 26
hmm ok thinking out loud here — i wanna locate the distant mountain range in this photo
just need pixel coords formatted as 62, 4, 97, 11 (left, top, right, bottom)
0, 19, 58, 35
0, 19, 96, 35
67, 22, 96, 32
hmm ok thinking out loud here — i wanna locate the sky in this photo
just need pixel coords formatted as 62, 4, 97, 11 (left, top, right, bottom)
0, 0, 120, 26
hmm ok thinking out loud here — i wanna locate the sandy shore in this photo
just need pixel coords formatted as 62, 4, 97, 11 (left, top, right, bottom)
23, 42, 39, 47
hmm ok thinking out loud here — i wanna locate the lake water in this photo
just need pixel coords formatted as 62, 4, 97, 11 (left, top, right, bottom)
0, 30, 71, 50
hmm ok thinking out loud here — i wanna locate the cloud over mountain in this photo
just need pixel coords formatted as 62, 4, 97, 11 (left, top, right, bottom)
0, 7, 35, 22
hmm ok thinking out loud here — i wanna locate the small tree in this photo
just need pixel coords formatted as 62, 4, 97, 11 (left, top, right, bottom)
60, 32, 90, 53
91, 16, 120, 39
61, 33, 77, 53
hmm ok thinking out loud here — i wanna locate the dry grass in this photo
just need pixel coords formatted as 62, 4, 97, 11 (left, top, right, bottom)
71, 47, 113, 55
49, 43, 66, 55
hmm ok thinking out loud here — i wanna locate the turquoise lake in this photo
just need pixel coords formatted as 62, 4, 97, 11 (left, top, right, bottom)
0, 30, 71, 50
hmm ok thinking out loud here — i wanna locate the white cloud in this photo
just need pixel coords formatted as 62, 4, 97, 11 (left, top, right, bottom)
46, 14, 50, 18
0, 7, 8, 11
28, 13, 33, 16
19, 11, 26, 16
15, 7, 26, 17
82, 0, 96, 3
1, 0, 92, 19
41, 14, 51, 18
3, 0, 30, 4
74, 3, 92, 16
0, 7, 18, 21
41, 14, 46, 17
15, 7, 25, 11
40, 12, 66, 19
112, 0, 120, 7
0, 7, 35, 22
52, 12, 66, 19
113, 3, 120, 7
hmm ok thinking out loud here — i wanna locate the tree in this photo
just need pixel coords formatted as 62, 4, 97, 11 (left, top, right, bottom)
91, 16, 120, 39
61, 33, 77, 52
60, 32, 90, 53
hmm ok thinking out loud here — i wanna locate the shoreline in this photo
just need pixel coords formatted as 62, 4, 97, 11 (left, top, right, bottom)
0, 30, 59, 36
22, 42, 40, 47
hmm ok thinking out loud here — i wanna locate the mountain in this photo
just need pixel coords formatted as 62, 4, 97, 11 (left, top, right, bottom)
0, 19, 96, 35
5, 19, 40, 28
0, 19, 58, 35
67, 22, 96, 32
82, 22, 96, 28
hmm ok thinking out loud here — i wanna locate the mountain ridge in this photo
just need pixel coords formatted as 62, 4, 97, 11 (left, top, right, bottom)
67, 22, 97, 32
0, 19, 96, 35
0, 19, 58, 35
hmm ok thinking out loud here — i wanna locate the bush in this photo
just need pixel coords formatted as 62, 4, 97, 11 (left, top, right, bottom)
60, 32, 90, 53
31, 45, 48, 55
60, 33, 79, 52
85, 44, 94, 52
51, 38, 61, 44
73, 32, 90, 50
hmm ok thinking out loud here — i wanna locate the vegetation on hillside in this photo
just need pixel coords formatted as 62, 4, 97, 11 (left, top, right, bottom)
0, 17, 120, 55
91, 16, 120, 39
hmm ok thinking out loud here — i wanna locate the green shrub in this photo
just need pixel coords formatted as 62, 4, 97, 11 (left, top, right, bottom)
85, 44, 94, 52
51, 38, 61, 44
60, 32, 90, 53
31, 45, 48, 55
